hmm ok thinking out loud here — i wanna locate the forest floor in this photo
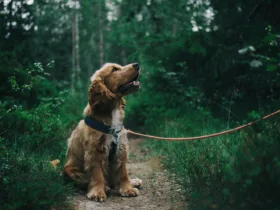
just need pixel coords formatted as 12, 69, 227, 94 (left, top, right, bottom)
71, 138, 187, 210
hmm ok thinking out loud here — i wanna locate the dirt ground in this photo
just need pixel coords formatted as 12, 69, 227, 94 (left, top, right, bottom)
71, 139, 187, 210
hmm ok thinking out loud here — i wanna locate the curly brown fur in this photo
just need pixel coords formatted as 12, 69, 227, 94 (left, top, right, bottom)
64, 63, 141, 202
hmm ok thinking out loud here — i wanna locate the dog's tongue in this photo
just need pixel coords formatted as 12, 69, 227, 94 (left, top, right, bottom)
118, 81, 140, 92
125, 81, 140, 86
132, 81, 140, 86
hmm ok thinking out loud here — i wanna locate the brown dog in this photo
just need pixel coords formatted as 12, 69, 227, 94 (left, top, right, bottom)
63, 63, 141, 202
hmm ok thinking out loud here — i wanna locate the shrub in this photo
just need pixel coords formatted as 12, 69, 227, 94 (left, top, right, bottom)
0, 138, 73, 210
140, 112, 280, 210
125, 57, 280, 209
0, 62, 86, 209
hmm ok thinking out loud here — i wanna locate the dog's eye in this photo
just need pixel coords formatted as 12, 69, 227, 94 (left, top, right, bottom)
112, 67, 118, 72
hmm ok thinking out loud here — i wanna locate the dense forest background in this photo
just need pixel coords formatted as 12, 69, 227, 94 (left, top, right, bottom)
1, 0, 280, 209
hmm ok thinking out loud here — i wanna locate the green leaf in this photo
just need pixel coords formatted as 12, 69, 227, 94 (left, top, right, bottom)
266, 64, 278, 71
264, 33, 276, 42
248, 110, 261, 120
251, 165, 261, 176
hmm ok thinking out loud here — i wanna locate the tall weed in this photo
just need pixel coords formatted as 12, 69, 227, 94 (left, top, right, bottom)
139, 113, 280, 210
0, 63, 87, 209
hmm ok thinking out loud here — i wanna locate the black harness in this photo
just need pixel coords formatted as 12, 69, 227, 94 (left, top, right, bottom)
84, 116, 122, 163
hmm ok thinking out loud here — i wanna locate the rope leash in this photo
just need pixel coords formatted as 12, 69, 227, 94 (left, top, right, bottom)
126, 109, 280, 141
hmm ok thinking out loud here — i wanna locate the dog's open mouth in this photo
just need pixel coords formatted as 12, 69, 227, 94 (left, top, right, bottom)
118, 74, 140, 93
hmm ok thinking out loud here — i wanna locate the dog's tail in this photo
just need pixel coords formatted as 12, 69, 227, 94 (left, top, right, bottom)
50, 159, 60, 168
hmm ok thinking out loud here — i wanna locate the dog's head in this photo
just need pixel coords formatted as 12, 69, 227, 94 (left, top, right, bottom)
88, 63, 141, 106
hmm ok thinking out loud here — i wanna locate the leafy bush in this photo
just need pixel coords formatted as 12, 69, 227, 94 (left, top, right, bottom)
125, 60, 210, 128
0, 138, 73, 210
124, 45, 280, 209
0, 63, 86, 209
140, 111, 280, 210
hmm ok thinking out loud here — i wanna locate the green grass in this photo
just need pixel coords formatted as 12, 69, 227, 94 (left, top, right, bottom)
0, 143, 74, 210
138, 112, 280, 210
0, 90, 86, 210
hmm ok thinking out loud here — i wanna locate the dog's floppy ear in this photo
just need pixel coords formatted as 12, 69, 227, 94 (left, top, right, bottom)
88, 75, 116, 106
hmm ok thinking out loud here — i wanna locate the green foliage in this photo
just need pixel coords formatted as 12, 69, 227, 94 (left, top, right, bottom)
140, 112, 280, 210
248, 110, 261, 121
0, 139, 73, 210
1, 0, 280, 209
239, 25, 279, 73
0, 63, 85, 209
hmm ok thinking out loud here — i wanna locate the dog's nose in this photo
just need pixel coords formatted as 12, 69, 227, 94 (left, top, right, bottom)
132, 63, 139, 71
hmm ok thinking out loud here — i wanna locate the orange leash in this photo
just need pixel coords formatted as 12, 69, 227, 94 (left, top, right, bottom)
126, 109, 280, 141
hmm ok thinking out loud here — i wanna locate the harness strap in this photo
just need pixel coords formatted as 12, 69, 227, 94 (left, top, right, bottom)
84, 116, 123, 163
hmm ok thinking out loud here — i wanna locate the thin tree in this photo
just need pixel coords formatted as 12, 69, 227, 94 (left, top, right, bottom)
71, 0, 81, 91
98, 0, 104, 66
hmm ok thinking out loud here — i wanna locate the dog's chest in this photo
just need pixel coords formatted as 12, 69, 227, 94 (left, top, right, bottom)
111, 108, 123, 132
103, 108, 125, 149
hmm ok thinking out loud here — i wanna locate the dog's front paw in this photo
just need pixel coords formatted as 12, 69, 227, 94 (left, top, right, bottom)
120, 186, 139, 197
87, 189, 107, 202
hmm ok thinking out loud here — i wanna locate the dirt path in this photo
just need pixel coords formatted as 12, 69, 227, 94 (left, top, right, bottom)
72, 139, 186, 210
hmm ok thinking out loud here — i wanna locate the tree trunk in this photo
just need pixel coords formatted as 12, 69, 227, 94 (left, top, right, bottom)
121, 49, 127, 65
87, 33, 94, 78
98, 0, 104, 66
71, 0, 81, 91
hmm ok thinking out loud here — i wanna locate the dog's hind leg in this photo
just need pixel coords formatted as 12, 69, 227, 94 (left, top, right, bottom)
63, 165, 88, 184
64, 148, 89, 185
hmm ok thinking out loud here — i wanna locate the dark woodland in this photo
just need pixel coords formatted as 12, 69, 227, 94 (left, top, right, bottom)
0, 0, 280, 209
